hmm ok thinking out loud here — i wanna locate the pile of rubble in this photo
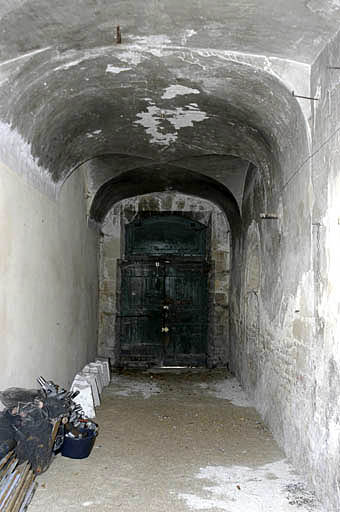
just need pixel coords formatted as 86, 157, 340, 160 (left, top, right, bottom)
0, 357, 111, 512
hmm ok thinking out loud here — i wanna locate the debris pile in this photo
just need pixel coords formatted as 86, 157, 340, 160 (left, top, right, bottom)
0, 376, 99, 510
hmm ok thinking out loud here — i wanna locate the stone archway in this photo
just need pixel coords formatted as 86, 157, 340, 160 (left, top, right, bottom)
97, 192, 231, 369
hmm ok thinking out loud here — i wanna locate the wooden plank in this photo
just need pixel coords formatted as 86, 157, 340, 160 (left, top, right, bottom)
5, 463, 30, 512
49, 419, 61, 449
0, 468, 18, 510
0, 454, 14, 473
0, 471, 21, 511
0, 455, 16, 483
18, 478, 36, 512
11, 471, 34, 512
0, 458, 18, 496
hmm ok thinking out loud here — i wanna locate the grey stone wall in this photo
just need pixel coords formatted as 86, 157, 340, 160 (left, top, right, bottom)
97, 192, 231, 367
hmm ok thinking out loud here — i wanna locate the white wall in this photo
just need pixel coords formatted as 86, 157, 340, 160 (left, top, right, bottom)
0, 162, 99, 391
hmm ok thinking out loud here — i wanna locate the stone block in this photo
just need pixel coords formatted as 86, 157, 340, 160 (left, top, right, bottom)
96, 358, 110, 385
102, 280, 115, 295
89, 362, 105, 388
215, 293, 227, 305
80, 372, 101, 406
71, 380, 95, 419
83, 365, 103, 394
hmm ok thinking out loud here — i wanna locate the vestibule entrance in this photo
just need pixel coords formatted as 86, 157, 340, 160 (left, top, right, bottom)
98, 193, 231, 369
117, 213, 210, 367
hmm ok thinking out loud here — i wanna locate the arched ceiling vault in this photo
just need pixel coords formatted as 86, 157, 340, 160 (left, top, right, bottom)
90, 166, 242, 238
0, 0, 337, 211
82, 154, 251, 213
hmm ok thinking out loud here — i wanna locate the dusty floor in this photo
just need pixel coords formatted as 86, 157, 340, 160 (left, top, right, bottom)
30, 369, 322, 511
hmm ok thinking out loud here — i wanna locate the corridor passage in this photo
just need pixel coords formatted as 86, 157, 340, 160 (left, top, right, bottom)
30, 370, 320, 512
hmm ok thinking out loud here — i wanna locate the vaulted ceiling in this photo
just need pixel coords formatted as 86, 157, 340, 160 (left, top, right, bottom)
0, 0, 339, 219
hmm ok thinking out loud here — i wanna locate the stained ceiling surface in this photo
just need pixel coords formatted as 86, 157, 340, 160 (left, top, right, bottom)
0, 0, 339, 218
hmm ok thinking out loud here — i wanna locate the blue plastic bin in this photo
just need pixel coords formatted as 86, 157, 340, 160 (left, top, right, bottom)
60, 430, 96, 459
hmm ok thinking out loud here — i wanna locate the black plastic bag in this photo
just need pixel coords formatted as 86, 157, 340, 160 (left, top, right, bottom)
0, 410, 16, 458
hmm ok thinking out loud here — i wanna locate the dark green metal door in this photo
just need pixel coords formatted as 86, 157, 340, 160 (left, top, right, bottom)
118, 213, 209, 367
119, 260, 209, 367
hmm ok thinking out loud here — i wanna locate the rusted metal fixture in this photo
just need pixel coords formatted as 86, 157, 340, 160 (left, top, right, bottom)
292, 91, 319, 101
260, 213, 279, 220
116, 25, 122, 44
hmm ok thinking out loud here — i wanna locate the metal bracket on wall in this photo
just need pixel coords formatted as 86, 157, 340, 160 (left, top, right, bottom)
292, 91, 319, 101
260, 213, 279, 220
116, 25, 122, 44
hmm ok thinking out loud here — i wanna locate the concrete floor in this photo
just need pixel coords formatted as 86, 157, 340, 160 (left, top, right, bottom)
29, 370, 322, 511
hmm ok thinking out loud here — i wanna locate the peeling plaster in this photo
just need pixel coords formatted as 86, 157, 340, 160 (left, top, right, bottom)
134, 103, 209, 145
168, 104, 209, 129
161, 84, 200, 99
106, 64, 132, 74
86, 130, 102, 138
135, 105, 177, 145
18, 43, 310, 130
117, 43, 311, 127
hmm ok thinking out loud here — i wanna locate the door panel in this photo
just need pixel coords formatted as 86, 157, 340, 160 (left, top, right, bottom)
164, 262, 208, 366
119, 261, 164, 364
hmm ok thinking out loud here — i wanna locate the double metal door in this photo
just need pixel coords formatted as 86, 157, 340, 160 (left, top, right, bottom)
119, 260, 209, 366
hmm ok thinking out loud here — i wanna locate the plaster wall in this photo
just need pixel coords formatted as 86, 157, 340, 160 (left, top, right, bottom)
228, 92, 318, 503
0, 161, 99, 392
303, 29, 340, 511
229, 29, 340, 511
97, 192, 230, 368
